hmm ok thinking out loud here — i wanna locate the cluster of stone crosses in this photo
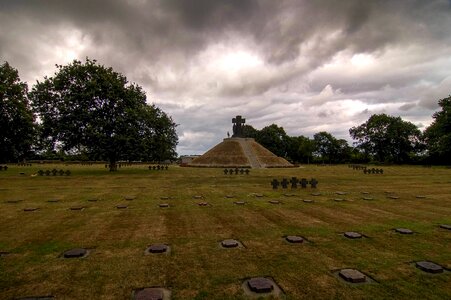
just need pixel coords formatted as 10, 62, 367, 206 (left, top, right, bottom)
37, 169, 71, 176
348, 164, 384, 174
0, 165, 8, 171
148, 165, 169, 170
104, 163, 135, 168
349, 164, 366, 170
271, 177, 318, 189
223, 168, 250, 175
363, 168, 384, 174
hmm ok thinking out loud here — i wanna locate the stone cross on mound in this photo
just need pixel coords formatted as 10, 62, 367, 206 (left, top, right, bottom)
232, 115, 246, 137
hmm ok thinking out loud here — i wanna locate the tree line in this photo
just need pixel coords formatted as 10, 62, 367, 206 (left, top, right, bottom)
1, 58, 450, 166
1, 59, 178, 170
242, 100, 450, 165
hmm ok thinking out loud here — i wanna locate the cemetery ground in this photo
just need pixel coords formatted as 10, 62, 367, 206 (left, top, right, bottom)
0, 164, 450, 299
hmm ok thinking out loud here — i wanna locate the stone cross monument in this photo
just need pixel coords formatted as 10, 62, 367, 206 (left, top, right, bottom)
232, 115, 246, 137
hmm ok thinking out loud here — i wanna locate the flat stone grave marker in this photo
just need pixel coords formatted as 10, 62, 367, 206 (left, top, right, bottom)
387, 195, 400, 199
6, 199, 23, 203
221, 239, 240, 248
361, 191, 370, 194
0, 251, 10, 257
336, 191, 347, 195
193, 195, 203, 199
415, 261, 444, 274
395, 228, 413, 234
283, 193, 296, 197
124, 195, 136, 200
270, 179, 279, 189
339, 269, 366, 283
311, 192, 321, 196
254, 193, 264, 198
362, 197, 374, 200
198, 202, 209, 206
439, 224, 451, 230
334, 198, 345, 202
133, 287, 170, 300
159, 203, 169, 208
23, 207, 39, 212
160, 196, 170, 200
146, 244, 169, 254
63, 248, 88, 258
69, 206, 85, 211
416, 195, 426, 199
234, 201, 246, 205
303, 199, 314, 203
16, 296, 54, 300
344, 232, 363, 239
247, 277, 274, 293
268, 200, 281, 204
285, 235, 304, 243
225, 195, 234, 198
116, 204, 128, 209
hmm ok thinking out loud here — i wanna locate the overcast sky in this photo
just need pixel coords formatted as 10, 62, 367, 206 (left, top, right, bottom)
1, 0, 451, 155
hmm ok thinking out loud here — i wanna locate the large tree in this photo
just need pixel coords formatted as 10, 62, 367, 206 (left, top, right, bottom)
255, 124, 289, 158
313, 131, 351, 163
285, 135, 316, 164
0, 61, 35, 163
424, 96, 451, 164
29, 58, 177, 170
349, 114, 421, 163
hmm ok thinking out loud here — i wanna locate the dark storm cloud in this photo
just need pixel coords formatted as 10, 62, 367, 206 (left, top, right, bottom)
1, 0, 450, 154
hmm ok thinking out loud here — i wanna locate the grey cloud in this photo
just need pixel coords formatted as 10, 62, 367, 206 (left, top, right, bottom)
1, 0, 450, 155
399, 103, 416, 111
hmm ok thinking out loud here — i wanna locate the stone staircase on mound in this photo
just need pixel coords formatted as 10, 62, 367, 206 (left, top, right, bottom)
238, 139, 262, 169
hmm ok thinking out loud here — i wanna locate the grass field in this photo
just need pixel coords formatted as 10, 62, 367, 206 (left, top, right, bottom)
0, 164, 450, 299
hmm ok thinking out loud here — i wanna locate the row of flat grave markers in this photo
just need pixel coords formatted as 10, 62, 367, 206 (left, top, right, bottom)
348, 164, 366, 170
8, 223, 451, 299
0, 165, 8, 171
224, 168, 250, 175
37, 169, 71, 176
17, 162, 32, 166
363, 168, 384, 174
103, 163, 135, 168
148, 165, 169, 170
271, 177, 318, 189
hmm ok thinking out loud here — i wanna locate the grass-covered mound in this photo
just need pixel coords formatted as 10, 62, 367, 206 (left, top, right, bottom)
189, 138, 293, 168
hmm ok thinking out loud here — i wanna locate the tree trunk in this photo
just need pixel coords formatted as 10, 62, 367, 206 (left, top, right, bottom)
109, 156, 117, 171
109, 162, 117, 171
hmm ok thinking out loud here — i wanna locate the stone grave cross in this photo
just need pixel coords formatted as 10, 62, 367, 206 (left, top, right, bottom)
309, 178, 318, 188
290, 177, 298, 189
232, 115, 246, 137
271, 179, 279, 189
281, 178, 289, 189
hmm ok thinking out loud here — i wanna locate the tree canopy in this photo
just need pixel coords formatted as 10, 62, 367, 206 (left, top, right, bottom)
0, 61, 35, 163
313, 131, 351, 163
424, 96, 451, 164
29, 58, 177, 170
349, 113, 421, 163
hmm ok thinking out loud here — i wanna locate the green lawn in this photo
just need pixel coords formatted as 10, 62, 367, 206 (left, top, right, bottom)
0, 164, 450, 299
